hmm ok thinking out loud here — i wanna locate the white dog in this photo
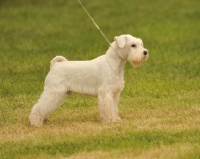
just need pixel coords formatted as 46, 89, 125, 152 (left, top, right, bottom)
29, 34, 149, 127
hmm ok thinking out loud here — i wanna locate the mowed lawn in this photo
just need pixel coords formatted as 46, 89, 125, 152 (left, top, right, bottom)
0, 0, 200, 158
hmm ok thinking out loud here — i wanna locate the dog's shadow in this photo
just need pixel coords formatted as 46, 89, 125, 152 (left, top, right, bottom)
45, 111, 101, 125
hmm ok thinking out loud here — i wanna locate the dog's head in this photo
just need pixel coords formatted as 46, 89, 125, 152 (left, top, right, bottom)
114, 34, 149, 67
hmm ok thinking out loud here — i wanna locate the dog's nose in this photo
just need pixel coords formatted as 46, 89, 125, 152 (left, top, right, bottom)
143, 51, 148, 55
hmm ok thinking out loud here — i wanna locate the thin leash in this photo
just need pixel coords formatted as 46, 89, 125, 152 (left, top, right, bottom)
77, 0, 125, 72
77, 0, 111, 45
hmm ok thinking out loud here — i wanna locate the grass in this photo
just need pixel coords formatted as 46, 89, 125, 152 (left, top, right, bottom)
0, 0, 200, 158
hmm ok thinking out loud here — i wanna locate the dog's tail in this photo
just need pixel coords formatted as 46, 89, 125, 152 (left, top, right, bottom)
50, 56, 67, 69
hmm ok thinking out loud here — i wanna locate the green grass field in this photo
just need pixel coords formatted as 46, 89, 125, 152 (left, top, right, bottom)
0, 0, 200, 158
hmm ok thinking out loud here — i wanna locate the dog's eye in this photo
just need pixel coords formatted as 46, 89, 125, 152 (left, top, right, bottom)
131, 44, 136, 47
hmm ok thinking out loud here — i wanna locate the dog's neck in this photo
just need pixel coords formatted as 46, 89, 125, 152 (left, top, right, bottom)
109, 42, 128, 60
105, 43, 126, 74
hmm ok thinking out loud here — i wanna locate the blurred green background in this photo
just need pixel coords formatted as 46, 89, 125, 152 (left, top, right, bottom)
0, 0, 200, 158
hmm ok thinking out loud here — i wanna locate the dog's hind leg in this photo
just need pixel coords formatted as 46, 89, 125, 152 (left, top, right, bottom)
98, 90, 118, 123
29, 89, 66, 127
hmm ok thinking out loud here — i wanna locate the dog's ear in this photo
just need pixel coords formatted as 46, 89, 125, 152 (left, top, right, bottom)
114, 35, 127, 48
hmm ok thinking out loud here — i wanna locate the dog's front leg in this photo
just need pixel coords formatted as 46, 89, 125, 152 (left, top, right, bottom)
113, 91, 121, 121
98, 90, 118, 123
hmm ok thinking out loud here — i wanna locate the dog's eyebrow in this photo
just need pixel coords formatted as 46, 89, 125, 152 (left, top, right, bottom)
138, 41, 143, 46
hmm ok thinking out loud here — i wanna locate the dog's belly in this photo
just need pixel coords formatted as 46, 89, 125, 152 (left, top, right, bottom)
63, 69, 101, 97
69, 84, 98, 97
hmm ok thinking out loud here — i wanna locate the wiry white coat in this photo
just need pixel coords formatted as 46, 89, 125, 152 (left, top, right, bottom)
29, 34, 149, 127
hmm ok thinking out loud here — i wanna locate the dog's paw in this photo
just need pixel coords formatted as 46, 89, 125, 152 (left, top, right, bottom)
117, 117, 121, 121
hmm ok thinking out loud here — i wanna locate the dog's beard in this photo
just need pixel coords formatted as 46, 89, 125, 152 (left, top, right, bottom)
128, 53, 148, 67
131, 60, 143, 67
